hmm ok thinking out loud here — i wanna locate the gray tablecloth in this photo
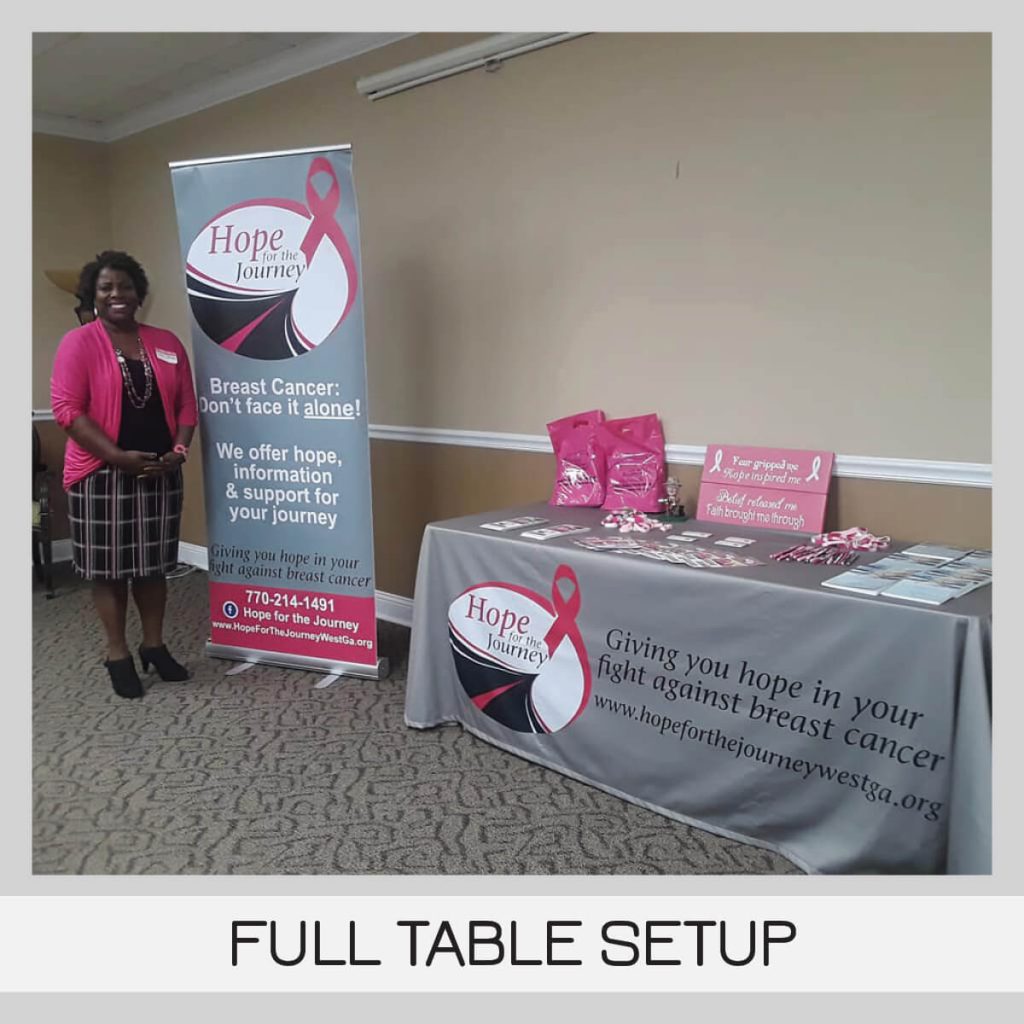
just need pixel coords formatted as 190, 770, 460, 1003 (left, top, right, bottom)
404, 503, 992, 874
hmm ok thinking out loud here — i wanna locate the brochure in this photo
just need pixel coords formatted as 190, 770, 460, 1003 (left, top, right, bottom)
866, 554, 918, 572
901, 543, 972, 564
682, 547, 763, 568
882, 578, 964, 606
956, 551, 992, 572
909, 566, 989, 598
629, 546, 696, 564
615, 543, 763, 569
821, 569, 895, 596
479, 516, 550, 532
822, 550, 992, 604
520, 524, 591, 541
715, 537, 756, 548
574, 536, 643, 551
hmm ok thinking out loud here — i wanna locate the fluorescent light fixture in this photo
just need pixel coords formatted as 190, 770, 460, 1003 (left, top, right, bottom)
355, 32, 587, 100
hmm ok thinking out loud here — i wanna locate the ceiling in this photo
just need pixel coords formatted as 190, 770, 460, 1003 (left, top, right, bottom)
32, 32, 411, 142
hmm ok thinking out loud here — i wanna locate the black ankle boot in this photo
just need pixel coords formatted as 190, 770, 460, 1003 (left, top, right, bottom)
139, 644, 190, 681
105, 656, 144, 699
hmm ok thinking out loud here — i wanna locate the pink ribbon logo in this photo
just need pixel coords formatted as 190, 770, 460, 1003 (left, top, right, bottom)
300, 157, 359, 324
542, 564, 583, 658
449, 566, 592, 733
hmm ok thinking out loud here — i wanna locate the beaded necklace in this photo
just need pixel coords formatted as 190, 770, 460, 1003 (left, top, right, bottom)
114, 338, 154, 410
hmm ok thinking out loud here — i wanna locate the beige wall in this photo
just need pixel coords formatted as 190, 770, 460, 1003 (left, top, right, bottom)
33, 134, 111, 405
32, 32, 992, 594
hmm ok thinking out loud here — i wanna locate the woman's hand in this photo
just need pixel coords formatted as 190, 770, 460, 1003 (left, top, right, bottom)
158, 451, 186, 472
116, 450, 160, 476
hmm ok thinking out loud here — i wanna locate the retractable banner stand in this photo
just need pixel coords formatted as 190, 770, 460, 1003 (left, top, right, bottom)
169, 145, 386, 679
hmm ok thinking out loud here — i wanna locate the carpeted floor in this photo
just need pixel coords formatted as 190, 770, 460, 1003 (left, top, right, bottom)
32, 564, 802, 875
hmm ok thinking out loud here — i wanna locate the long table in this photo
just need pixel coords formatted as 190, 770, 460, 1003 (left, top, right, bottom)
404, 503, 991, 874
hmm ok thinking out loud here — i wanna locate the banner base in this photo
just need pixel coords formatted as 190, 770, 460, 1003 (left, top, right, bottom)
205, 641, 390, 681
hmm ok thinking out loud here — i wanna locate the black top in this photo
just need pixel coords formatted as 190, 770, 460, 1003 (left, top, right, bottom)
116, 357, 173, 455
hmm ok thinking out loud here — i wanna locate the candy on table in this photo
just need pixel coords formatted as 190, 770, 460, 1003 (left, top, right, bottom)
601, 508, 672, 534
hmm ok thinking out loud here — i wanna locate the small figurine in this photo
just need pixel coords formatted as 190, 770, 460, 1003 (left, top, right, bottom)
661, 475, 683, 519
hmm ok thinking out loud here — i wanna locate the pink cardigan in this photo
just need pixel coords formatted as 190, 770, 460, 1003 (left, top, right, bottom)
51, 319, 198, 490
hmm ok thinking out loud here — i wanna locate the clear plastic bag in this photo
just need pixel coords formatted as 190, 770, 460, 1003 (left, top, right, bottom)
547, 409, 607, 507
599, 414, 666, 513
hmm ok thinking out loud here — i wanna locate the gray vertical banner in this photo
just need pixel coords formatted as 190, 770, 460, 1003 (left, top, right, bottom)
169, 145, 386, 679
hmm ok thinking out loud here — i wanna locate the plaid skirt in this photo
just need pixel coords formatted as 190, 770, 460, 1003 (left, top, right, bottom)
68, 465, 183, 580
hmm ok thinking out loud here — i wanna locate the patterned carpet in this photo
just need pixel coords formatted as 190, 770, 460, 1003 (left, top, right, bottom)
32, 565, 801, 875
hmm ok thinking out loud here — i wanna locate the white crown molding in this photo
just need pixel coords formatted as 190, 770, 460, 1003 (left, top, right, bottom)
356, 32, 587, 100
31, 411, 991, 488
33, 33, 412, 143
33, 113, 106, 142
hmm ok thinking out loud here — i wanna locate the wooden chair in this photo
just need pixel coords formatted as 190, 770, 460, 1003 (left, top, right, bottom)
32, 425, 55, 598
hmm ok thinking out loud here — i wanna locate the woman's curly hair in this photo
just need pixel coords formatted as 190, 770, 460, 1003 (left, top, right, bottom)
76, 250, 150, 308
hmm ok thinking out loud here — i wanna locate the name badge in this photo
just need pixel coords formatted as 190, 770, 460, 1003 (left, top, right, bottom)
155, 349, 178, 365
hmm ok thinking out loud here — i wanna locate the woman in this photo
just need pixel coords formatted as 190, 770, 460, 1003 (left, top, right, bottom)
50, 251, 198, 699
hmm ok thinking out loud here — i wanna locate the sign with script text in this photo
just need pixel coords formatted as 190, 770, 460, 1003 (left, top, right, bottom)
696, 445, 834, 534
169, 144, 385, 679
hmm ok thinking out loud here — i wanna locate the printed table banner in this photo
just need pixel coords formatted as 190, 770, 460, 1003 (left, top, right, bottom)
696, 444, 835, 534
169, 145, 385, 679
406, 504, 992, 874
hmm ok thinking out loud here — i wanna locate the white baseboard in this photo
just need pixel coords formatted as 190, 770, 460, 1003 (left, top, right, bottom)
374, 592, 415, 628
178, 541, 209, 570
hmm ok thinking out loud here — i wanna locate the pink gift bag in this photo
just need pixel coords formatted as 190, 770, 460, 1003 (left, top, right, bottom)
547, 409, 607, 506
599, 414, 666, 513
